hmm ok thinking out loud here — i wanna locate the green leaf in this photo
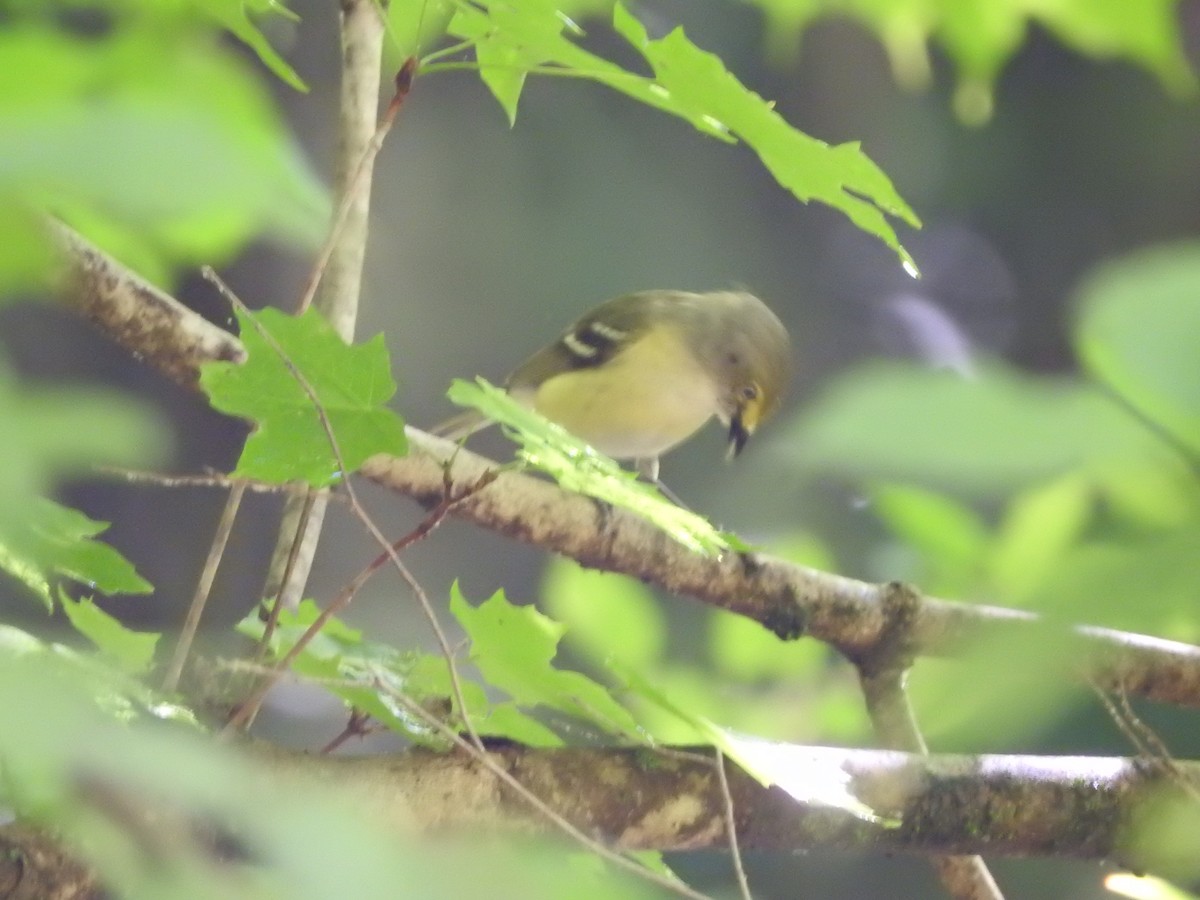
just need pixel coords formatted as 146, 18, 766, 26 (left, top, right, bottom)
447, 1, 731, 139
0, 204, 56, 297
0, 498, 152, 611
871, 484, 990, 593
440, 2, 916, 266
448, 378, 727, 554
1076, 242, 1200, 455
60, 595, 159, 675
196, 0, 308, 91
788, 362, 1169, 494
540, 559, 665, 668
201, 308, 408, 487
613, 4, 920, 270
389, 0, 450, 50
238, 601, 559, 747
450, 584, 642, 739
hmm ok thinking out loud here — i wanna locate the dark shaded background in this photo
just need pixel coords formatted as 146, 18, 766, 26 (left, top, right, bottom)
4, 2, 1200, 897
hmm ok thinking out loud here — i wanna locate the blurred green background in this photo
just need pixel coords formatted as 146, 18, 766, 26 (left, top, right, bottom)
3, 1, 1200, 897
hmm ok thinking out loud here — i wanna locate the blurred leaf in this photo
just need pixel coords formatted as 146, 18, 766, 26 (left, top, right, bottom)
988, 474, 1092, 605
541, 559, 665, 668
0, 498, 152, 611
388, 0, 455, 56
449, 378, 727, 555
744, 0, 1194, 123
60, 595, 159, 675
0, 363, 166, 547
908, 626, 1084, 748
1076, 242, 1200, 456
709, 609, 826, 682
1033, 528, 1200, 632
201, 308, 407, 487
0, 204, 56, 297
0, 21, 326, 289
788, 362, 1167, 494
1121, 790, 1200, 885
196, 0, 307, 90
450, 584, 642, 739
0, 648, 652, 900
871, 484, 989, 593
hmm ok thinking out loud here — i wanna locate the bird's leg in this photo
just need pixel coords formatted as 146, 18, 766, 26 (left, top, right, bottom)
635, 457, 694, 511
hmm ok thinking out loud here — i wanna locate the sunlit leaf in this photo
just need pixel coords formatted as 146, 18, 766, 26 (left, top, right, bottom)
448, 378, 727, 554
201, 308, 408, 487
613, 662, 886, 822
451, 584, 642, 739
541, 559, 665, 668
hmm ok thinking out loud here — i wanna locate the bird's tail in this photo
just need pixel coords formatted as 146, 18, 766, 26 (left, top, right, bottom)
428, 408, 492, 442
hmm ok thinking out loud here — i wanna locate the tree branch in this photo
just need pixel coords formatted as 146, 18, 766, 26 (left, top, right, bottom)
51, 223, 1200, 712
1, 743, 1194, 886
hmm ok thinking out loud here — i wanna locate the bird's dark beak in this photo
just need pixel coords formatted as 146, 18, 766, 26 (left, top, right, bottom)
727, 412, 752, 459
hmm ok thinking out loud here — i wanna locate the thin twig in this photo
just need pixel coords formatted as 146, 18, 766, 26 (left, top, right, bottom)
162, 482, 246, 693
207, 266, 484, 749
373, 677, 713, 900
296, 58, 418, 316
97, 467, 293, 493
256, 487, 320, 663
319, 710, 380, 755
856, 584, 1004, 900
1091, 680, 1200, 804
714, 749, 752, 900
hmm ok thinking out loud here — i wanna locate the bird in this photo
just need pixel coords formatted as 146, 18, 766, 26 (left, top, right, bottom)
431, 289, 791, 482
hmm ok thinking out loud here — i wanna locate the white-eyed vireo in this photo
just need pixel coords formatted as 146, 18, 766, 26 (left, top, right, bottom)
433, 290, 791, 480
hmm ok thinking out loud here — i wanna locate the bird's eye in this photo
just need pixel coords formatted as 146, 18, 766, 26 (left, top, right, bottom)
741, 384, 759, 401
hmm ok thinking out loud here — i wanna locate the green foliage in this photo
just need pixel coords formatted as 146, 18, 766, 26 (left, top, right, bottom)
448, 377, 728, 554
450, 584, 643, 739
0, 5, 325, 292
0, 364, 165, 550
0, 644, 651, 900
792, 242, 1200, 743
435, 1, 919, 269
741, 0, 1195, 123
201, 308, 408, 487
542, 554, 870, 746
239, 600, 561, 747
61, 595, 160, 674
0, 499, 152, 612
1076, 243, 1200, 456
